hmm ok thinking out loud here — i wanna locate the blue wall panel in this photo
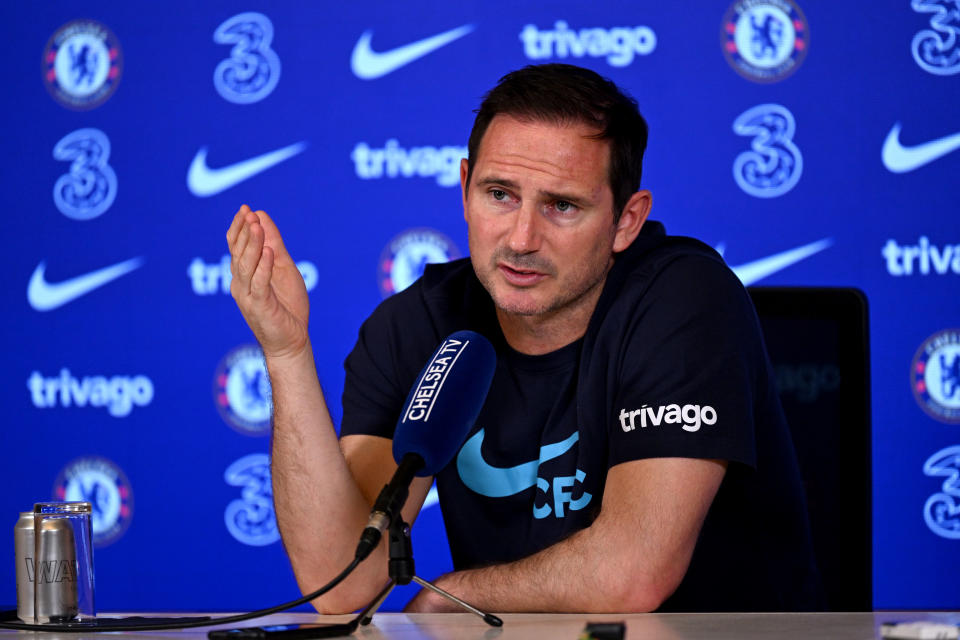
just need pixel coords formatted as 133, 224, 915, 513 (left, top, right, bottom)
2, 0, 958, 612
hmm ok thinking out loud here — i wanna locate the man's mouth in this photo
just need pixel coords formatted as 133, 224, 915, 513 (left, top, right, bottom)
498, 263, 547, 286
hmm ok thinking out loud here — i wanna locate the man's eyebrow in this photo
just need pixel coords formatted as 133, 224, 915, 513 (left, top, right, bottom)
476, 177, 592, 206
476, 176, 520, 190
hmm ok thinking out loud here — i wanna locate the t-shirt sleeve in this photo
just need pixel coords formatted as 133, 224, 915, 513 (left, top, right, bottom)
607, 255, 763, 469
340, 284, 439, 440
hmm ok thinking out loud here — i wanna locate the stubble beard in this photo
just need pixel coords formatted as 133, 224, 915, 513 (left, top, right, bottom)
476, 246, 613, 319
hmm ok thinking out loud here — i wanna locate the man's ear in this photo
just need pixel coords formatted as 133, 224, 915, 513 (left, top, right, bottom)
613, 190, 652, 253
460, 158, 469, 221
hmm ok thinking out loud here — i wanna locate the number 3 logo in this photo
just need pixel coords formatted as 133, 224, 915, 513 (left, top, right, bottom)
52, 128, 118, 221
923, 445, 960, 540
224, 453, 280, 546
732, 103, 803, 199
213, 12, 281, 104
911, 0, 960, 76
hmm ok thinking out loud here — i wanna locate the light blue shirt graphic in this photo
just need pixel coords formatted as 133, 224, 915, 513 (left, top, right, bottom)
456, 428, 580, 498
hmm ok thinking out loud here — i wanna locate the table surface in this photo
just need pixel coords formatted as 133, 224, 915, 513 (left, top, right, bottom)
3, 611, 960, 640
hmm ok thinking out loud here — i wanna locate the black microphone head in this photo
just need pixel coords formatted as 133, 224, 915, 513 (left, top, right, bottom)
393, 331, 496, 476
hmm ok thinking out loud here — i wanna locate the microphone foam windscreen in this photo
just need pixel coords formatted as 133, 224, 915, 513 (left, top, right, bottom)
393, 330, 496, 476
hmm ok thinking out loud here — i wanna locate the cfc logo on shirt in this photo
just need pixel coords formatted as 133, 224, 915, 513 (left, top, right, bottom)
619, 403, 718, 433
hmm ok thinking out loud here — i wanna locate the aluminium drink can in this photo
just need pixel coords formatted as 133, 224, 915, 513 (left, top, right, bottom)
15, 511, 34, 622
32, 513, 79, 623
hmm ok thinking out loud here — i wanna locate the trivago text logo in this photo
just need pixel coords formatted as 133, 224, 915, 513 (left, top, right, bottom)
189, 255, 318, 295
351, 139, 465, 187
520, 20, 656, 67
28, 369, 154, 417
882, 237, 960, 276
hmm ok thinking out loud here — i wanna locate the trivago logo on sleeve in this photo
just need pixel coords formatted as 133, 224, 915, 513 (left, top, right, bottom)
351, 139, 466, 186
619, 403, 718, 433
27, 369, 154, 417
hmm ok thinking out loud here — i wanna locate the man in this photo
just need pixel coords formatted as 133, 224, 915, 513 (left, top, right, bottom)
227, 64, 822, 613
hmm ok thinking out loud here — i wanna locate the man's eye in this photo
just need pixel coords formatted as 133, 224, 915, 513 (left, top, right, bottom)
491, 189, 507, 200
555, 201, 574, 213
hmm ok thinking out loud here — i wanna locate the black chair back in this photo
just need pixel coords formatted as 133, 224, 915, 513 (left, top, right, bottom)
748, 286, 872, 611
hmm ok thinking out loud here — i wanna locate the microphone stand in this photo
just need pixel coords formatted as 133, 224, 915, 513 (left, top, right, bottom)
357, 515, 502, 628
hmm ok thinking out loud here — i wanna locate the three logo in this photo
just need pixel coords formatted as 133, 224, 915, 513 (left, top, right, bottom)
53, 128, 118, 220
910, 0, 960, 76
224, 453, 280, 546
732, 104, 803, 198
213, 12, 281, 104
923, 446, 960, 539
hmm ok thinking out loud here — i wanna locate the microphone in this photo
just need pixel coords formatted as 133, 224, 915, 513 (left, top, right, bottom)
354, 330, 496, 560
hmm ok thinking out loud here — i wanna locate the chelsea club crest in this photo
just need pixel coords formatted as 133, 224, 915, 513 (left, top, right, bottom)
378, 228, 460, 298
43, 20, 123, 110
54, 456, 134, 547
721, 0, 809, 83
911, 329, 960, 424
214, 345, 273, 435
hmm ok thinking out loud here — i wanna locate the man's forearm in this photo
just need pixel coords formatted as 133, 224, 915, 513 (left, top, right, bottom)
408, 458, 725, 613
415, 517, 671, 613
267, 341, 390, 612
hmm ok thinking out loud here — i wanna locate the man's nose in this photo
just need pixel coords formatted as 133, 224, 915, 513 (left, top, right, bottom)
505, 202, 541, 253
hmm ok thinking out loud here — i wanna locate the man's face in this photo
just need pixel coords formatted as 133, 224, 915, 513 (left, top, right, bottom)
461, 115, 622, 323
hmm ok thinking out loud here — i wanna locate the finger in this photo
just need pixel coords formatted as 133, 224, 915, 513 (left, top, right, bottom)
250, 245, 274, 300
226, 204, 251, 246
230, 219, 252, 275
251, 209, 289, 258
236, 221, 265, 295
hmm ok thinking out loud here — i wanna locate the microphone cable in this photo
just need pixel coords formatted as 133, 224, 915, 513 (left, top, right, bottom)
0, 556, 362, 632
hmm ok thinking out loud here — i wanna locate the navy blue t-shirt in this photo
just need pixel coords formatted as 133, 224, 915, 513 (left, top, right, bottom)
340, 221, 823, 611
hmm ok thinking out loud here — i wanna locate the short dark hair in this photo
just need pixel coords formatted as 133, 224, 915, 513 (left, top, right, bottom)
466, 64, 648, 222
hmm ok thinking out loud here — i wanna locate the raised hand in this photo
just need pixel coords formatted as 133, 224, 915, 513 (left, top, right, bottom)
227, 204, 310, 359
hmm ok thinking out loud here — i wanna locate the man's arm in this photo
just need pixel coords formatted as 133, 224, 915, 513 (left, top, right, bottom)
407, 456, 726, 613
227, 205, 431, 613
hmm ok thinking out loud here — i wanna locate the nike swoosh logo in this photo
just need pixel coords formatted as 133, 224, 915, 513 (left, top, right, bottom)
351, 24, 474, 80
457, 429, 580, 498
423, 486, 440, 509
187, 142, 307, 197
882, 123, 960, 173
28, 257, 144, 311
716, 239, 833, 286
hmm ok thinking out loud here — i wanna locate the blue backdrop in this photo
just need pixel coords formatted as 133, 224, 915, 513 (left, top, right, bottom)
2, 0, 959, 612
